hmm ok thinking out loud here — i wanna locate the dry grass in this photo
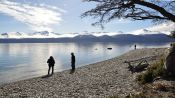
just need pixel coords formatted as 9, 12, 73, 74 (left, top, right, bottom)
136, 58, 166, 84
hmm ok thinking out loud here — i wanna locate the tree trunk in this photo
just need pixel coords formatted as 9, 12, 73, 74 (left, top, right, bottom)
165, 44, 175, 76
134, 0, 175, 22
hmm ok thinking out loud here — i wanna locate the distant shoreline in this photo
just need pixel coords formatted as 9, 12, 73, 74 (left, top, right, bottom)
0, 48, 168, 97
0, 33, 175, 43
0, 39, 174, 44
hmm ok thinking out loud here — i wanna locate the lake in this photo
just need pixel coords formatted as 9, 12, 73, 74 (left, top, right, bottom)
0, 42, 171, 84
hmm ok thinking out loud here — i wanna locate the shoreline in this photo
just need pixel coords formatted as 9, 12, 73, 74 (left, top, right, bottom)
0, 48, 168, 97
0, 51, 128, 86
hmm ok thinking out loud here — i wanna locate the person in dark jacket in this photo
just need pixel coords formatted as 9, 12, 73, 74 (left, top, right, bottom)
47, 56, 55, 75
71, 53, 75, 71
134, 44, 137, 50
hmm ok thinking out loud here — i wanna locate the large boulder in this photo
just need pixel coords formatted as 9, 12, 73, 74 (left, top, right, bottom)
165, 43, 175, 75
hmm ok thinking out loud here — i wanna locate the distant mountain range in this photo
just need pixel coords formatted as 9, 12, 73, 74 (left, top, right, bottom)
0, 29, 174, 43
0, 31, 122, 39
0, 23, 175, 43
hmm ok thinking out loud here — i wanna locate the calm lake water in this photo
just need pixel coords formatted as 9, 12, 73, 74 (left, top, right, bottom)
0, 42, 171, 84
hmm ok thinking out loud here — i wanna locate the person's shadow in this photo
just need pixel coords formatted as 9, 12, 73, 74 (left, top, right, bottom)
69, 69, 75, 74
41, 74, 53, 78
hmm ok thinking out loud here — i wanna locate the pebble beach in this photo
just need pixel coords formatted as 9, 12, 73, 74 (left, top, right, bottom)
0, 48, 168, 98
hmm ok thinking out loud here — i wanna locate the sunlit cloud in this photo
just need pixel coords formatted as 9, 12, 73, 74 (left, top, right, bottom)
128, 22, 175, 35
148, 22, 175, 32
0, 0, 65, 32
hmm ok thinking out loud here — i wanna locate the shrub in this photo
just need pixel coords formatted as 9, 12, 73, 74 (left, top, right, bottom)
152, 59, 166, 77
136, 69, 154, 84
136, 58, 165, 84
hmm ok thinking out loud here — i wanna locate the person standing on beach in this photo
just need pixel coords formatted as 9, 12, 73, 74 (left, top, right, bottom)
134, 44, 136, 50
71, 53, 76, 71
47, 56, 55, 75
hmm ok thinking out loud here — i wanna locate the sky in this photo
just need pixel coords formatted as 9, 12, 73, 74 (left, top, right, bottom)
0, 0, 155, 34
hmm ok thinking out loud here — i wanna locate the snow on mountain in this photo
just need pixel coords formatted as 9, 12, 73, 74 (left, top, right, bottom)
129, 22, 175, 35
1, 33, 174, 43
0, 22, 174, 39
90, 31, 122, 37
0, 31, 60, 38
129, 29, 162, 35
147, 22, 175, 35
57, 33, 79, 38
0, 33, 8, 38
30, 31, 56, 38
32, 31, 50, 36
0, 31, 122, 39
0, 32, 29, 38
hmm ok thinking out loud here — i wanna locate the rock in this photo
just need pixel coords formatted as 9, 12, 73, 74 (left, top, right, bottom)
107, 48, 112, 50
165, 43, 175, 75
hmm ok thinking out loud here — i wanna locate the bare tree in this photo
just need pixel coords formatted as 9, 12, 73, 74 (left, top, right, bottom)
82, 0, 175, 26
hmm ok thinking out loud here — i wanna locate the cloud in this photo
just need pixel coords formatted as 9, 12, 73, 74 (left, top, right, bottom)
128, 22, 175, 35
116, 18, 131, 24
148, 22, 175, 32
0, 0, 65, 32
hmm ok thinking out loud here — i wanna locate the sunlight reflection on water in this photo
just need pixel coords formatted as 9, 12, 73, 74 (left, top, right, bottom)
0, 42, 171, 84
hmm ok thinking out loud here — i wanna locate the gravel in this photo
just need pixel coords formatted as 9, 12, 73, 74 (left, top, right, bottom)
0, 48, 168, 98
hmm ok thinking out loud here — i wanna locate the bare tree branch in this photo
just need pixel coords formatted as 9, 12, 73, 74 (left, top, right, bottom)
82, 0, 175, 26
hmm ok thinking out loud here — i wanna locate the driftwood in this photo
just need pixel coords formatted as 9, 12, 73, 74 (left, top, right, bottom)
124, 56, 157, 73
